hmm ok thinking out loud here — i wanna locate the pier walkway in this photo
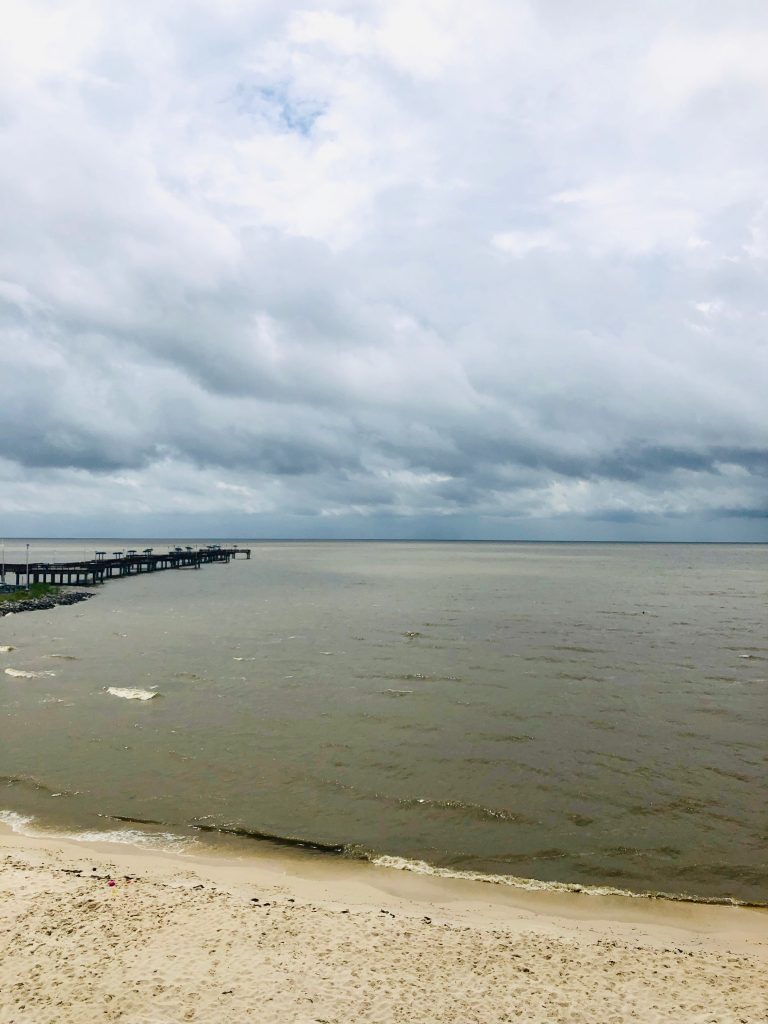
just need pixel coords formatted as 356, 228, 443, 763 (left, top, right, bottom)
1, 545, 251, 588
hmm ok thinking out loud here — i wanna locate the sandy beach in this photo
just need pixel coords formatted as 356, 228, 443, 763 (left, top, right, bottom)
1, 824, 766, 1023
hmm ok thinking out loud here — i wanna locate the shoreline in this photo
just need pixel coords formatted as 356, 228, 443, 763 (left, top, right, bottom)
3, 803, 764, 911
2, 822, 767, 1022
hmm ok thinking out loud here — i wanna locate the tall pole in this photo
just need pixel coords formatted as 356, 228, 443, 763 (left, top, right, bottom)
1, 540, 4, 585
26, 543, 30, 588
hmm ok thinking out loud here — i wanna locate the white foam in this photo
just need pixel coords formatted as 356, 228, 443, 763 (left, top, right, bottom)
71, 829, 188, 850
371, 855, 640, 899
0, 811, 189, 852
104, 687, 159, 701
4, 667, 51, 679
0, 645, 15, 653
0, 810, 35, 833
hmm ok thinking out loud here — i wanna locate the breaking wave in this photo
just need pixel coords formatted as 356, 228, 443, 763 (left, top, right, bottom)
0, 810, 35, 833
0, 810, 190, 851
368, 855, 766, 906
70, 828, 189, 850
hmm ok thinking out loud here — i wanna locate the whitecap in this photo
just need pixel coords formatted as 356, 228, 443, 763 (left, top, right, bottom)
5, 667, 44, 679
0, 645, 15, 653
104, 686, 159, 701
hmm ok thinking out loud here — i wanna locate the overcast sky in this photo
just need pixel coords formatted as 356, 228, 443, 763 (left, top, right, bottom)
1, 1, 766, 540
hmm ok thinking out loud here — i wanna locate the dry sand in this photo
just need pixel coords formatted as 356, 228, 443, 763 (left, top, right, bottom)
1, 825, 766, 1023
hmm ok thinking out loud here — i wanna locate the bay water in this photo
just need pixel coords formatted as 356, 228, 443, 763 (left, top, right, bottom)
1, 541, 765, 904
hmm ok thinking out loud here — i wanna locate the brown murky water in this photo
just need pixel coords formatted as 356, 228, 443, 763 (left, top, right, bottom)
1, 541, 765, 904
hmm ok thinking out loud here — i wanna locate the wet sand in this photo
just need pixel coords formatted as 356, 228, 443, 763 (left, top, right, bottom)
1, 824, 766, 1023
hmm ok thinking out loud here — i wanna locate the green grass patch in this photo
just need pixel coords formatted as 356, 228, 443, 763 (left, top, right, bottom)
0, 582, 61, 604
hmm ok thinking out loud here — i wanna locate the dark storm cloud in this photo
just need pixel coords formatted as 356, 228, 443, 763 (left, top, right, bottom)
0, 426, 157, 473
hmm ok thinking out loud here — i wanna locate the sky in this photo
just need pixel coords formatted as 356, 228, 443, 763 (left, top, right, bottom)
1, 0, 767, 541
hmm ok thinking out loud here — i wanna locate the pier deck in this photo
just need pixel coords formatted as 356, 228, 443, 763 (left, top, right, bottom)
1, 546, 251, 587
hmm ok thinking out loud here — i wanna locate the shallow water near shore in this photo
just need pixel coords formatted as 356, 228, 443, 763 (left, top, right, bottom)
0, 541, 765, 904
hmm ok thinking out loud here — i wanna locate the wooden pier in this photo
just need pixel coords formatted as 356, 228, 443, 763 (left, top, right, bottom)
1, 545, 251, 588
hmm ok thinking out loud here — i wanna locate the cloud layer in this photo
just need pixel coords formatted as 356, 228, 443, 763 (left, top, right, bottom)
1, 0, 766, 539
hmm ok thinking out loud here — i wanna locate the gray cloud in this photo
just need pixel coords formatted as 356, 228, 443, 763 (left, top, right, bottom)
0, 1, 767, 540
